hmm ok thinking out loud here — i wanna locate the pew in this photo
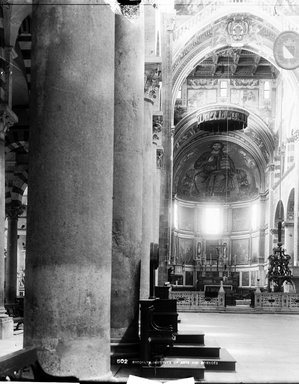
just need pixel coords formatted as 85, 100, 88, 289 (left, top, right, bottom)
0, 346, 37, 380
140, 299, 176, 362
152, 299, 178, 333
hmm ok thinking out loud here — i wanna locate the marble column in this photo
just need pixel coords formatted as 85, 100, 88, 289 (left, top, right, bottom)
0, 105, 16, 338
111, 4, 144, 342
140, 98, 153, 300
158, 12, 175, 285
24, 2, 115, 380
5, 203, 24, 304
140, 65, 160, 300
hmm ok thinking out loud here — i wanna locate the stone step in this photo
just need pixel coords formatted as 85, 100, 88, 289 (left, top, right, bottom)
166, 344, 220, 358
175, 332, 205, 345
202, 348, 236, 371
141, 357, 205, 381
110, 341, 139, 354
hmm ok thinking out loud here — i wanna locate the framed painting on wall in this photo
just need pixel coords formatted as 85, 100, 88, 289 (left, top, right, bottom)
231, 238, 249, 265
178, 237, 194, 264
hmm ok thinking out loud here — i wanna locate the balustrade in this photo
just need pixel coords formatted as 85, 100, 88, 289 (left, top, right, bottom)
169, 290, 225, 311
254, 292, 299, 311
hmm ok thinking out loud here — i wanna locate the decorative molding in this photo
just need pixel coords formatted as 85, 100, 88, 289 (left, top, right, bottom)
187, 78, 218, 88
0, 105, 18, 138
230, 79, 259, 88
227, 17, 250, 42
144, 64, 161, 103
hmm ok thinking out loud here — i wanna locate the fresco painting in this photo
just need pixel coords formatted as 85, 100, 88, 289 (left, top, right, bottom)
232, 207, 250, 231
242, 271, 250, 286
251, 236, 259, 263
179, 206, 194, 231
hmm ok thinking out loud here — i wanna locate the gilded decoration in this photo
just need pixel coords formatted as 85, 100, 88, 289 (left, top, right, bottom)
175, 141, 259, 202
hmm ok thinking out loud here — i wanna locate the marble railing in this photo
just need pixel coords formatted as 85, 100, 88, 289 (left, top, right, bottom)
169, 290, 225, 311
254, 292, 299, 311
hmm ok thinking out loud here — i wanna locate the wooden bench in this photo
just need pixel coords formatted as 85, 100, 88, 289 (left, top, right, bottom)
5, 303, 24, 330
0, 347, 79, 382
140, 299, 176, 362
0, 346, 37, 380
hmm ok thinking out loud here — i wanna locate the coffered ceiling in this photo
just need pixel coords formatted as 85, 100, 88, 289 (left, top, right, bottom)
187, 48, 279, 79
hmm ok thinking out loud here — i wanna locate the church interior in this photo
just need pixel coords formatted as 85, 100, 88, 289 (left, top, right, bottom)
1, 0, 299, 382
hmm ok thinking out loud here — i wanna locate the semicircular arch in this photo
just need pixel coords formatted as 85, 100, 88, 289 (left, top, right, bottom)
172, 11, 299, 116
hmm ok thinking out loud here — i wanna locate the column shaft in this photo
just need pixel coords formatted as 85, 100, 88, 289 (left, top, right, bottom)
24, 2, 115, 380
140, 99, 154, 300
111, 7, 144, 342
158, 13, 174, 284
5, 216, 18, 304
0, 106, 17, 338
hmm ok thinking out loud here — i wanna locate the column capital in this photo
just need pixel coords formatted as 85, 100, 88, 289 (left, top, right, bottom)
144, 63, 161, 103
118, 2, 141, 19
0, 105, 18, 138
6, 202, 25, 220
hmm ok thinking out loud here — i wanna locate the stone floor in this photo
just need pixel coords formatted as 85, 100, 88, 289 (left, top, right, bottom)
1, 313, 299, 383
178, 312, 299, 383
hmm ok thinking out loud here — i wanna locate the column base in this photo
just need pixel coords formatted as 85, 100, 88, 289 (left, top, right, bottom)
0, 316, 14, 339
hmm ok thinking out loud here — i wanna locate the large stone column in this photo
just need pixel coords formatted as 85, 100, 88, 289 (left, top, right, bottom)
140, 64, 160, 300
0, 106, 16, 338
24, 2, 115, 380
5, 203, 24, 304
111, 4, 144, 342
140, 97, 153, 300
158, 12, 175, 285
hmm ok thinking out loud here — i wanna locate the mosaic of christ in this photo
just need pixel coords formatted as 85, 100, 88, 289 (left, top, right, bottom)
176, 141, 259, 202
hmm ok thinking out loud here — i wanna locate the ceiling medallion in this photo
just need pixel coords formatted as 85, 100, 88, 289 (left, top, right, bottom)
227, 17, 249, 42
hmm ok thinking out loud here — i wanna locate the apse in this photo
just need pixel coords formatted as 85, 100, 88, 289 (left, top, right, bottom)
174, 140, 260, 203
